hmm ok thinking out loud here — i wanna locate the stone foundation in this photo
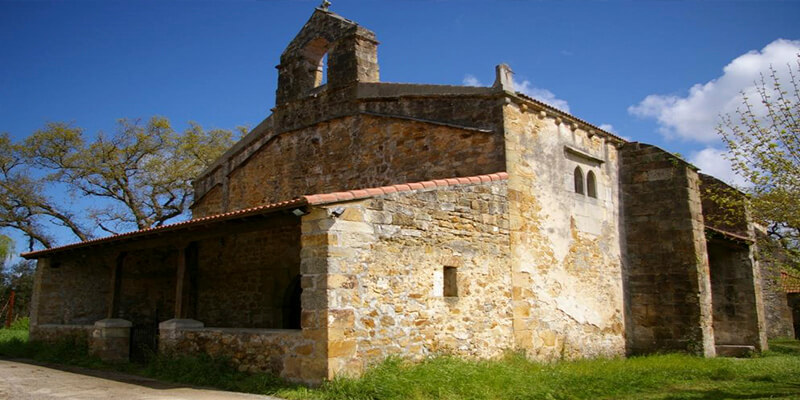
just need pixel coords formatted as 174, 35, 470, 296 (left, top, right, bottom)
89, 318, 132, 362
159, 325, 315, 382
29, 324, 93, 345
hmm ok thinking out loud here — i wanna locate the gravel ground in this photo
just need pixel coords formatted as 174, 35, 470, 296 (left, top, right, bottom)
0, 359, 284, 400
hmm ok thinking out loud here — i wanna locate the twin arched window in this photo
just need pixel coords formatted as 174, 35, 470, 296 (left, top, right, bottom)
574, 167, 597, 198
574, 167, 584, 195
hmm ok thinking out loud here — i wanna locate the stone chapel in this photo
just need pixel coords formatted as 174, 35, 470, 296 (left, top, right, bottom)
23, 7, 795, 384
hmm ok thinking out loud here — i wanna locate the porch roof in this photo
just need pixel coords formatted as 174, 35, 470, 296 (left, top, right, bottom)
783, 270, 800, 294
21, 172, 508, 259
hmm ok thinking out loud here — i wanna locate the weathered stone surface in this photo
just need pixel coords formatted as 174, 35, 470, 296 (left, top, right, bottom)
309, 181, 513, 376
159, 327, 316, 383
194, 215, 301, 329
196, 114, 504, 217
90, 318, 132, 363
620, 143, 715, 356
29, 324, 92, 345
503, 103, 626, 360
33, 256, 111, 326
276, 9, 378, 105
757, 230, 797, 339
26, 7, 783, 388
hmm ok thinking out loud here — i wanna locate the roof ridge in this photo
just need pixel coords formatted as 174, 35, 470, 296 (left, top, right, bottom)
22, 171, 508, 259
303, 172, 508, 205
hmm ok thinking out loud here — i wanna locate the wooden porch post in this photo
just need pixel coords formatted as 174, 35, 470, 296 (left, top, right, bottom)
107, 252, 125, 319
174, 242, 197, 319
174, 244, 188, 319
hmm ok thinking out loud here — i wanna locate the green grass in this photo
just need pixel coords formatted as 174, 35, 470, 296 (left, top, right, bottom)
1, 323, 799, 400
288, 351, 800, 400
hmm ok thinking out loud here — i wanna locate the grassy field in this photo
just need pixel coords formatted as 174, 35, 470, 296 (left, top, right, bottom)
1, 321, 799, 400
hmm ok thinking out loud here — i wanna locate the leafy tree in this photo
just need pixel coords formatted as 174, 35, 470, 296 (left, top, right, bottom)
0, 235, 12, 264
0, 259, 34, 325
1, 117, 239, 250
717, 54, 800, 263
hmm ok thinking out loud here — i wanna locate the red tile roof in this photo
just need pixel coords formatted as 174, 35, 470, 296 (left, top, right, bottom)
21, 172, 508, 259
782, 270, 800, 294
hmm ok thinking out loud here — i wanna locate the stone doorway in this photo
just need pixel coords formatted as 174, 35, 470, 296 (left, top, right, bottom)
707, 239, 761, 354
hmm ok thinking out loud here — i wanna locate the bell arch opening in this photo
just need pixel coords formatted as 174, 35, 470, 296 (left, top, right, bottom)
303, 37, 330, 89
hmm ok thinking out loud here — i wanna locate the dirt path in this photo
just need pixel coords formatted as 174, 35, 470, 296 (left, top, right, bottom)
0, 359, 285, 400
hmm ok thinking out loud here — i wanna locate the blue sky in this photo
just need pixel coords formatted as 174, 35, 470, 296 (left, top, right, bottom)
2, 0, 800, 253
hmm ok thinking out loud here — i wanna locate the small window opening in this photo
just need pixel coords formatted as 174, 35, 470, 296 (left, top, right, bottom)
315, 53, 328, 87
443, 267, 458, 297
574, 167, 584, 195
587, 171, 597, 198
282, 274, 302, 329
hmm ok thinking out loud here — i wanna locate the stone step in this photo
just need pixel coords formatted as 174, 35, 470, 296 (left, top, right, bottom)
715, 345, 756, 357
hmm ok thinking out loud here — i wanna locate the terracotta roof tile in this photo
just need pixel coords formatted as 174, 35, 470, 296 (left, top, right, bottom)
22, 171, 509, 259
782, 271, 800, 293
21, 198, 308, 259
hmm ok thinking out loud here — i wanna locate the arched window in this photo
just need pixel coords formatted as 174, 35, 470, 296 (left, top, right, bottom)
587, 171, 597, 198
304, 37, 331, 88
317, 53, 328, 87
574, 167, 584, 195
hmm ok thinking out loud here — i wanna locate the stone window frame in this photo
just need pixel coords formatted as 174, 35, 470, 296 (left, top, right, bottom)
574, 166, 585, 195
587, 170, 598, 198
565, 146, 603, 200
443, 266, 458, 297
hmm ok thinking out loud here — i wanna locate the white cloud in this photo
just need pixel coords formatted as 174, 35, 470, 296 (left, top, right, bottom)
689, 147, 749, 187
514, 79, 571, 113
462, 73, 570, 113
462, 74, 481, 87
598, 124, 616, 133
629, 39, 800, 142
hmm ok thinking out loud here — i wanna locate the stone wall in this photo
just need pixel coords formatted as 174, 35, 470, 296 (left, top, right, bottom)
503, 103, 626, 360
29, 324, 93, 345
303, 181, 513, 378
275, 9, 378, 105
699, 174, 750, 238
159, 327, 314, 381
195, 214, 301, 328
118, 248, 177, 325
191, 185, 223, 219
707, 240, 762, 346
757, 232, 797, 339
211, 114, 504, 215
620, 143, 715, 356
32, 256, 110, 326
192, 87, 504, 218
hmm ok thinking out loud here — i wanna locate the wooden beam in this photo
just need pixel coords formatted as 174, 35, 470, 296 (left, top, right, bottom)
107, 252, 125, 319
55, 213, 300, 256
174, 244, 188, 319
